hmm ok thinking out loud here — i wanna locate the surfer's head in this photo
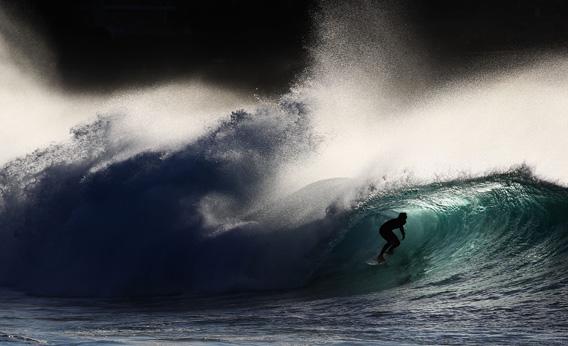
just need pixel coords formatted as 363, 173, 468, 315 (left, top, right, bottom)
398, 212, 407, 221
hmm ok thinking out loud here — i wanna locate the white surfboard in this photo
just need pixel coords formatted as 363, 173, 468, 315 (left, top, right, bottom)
366, 255, 387, 266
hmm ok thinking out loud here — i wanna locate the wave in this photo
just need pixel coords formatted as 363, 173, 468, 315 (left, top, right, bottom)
0, 101, 326, 297
310, 167, 568, 298
1, 105, 567, 299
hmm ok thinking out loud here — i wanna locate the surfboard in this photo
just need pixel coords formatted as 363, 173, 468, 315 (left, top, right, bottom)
366, 255, 387, 266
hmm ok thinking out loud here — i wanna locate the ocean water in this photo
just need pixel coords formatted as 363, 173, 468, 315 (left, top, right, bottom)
2, 1, 568, 344
1, 128, 567, 344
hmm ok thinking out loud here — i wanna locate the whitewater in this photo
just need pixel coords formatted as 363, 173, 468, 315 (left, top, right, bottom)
1, 1, 567, 344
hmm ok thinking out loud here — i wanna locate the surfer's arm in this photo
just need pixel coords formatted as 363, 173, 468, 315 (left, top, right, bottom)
399, 226, 405, 239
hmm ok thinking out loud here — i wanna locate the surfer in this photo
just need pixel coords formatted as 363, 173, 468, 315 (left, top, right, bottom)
377, 212, 407, 263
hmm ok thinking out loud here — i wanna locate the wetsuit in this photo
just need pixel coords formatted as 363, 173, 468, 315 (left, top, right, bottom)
378, 217, 405, 260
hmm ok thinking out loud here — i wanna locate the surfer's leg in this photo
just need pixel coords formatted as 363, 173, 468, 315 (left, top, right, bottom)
386, 235, 400, 255
378, 242, 391, 260
378, 230, 395, 261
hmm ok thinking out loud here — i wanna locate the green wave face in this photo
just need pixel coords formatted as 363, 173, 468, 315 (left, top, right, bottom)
312, 170, 568, 298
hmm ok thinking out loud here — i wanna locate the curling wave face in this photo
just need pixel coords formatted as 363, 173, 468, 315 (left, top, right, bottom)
312, 168, 568, 302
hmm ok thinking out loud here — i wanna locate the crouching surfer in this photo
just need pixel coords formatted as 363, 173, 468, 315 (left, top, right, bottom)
377, 212, 407, 263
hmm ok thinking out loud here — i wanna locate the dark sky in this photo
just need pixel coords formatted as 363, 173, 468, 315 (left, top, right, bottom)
8, 0, 568, 94
411, 0, 568, 56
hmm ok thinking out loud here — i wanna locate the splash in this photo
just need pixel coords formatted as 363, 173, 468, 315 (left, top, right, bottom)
0, 6, 253, 164
286, 0, 568, 188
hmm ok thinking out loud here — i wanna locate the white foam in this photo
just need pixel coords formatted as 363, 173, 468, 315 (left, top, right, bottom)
0, 7, 253, 164
281, 1, 568, 190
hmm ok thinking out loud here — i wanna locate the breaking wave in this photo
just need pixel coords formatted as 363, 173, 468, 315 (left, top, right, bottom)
1, 103, 567, 300
0, 0, 567, 302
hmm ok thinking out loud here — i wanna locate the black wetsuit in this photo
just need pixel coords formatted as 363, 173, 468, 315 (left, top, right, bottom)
378, 217, 405, 259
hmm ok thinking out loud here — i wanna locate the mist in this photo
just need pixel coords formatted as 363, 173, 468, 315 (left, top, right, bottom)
283, 0, 568, 190
0, 6, 254, 164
